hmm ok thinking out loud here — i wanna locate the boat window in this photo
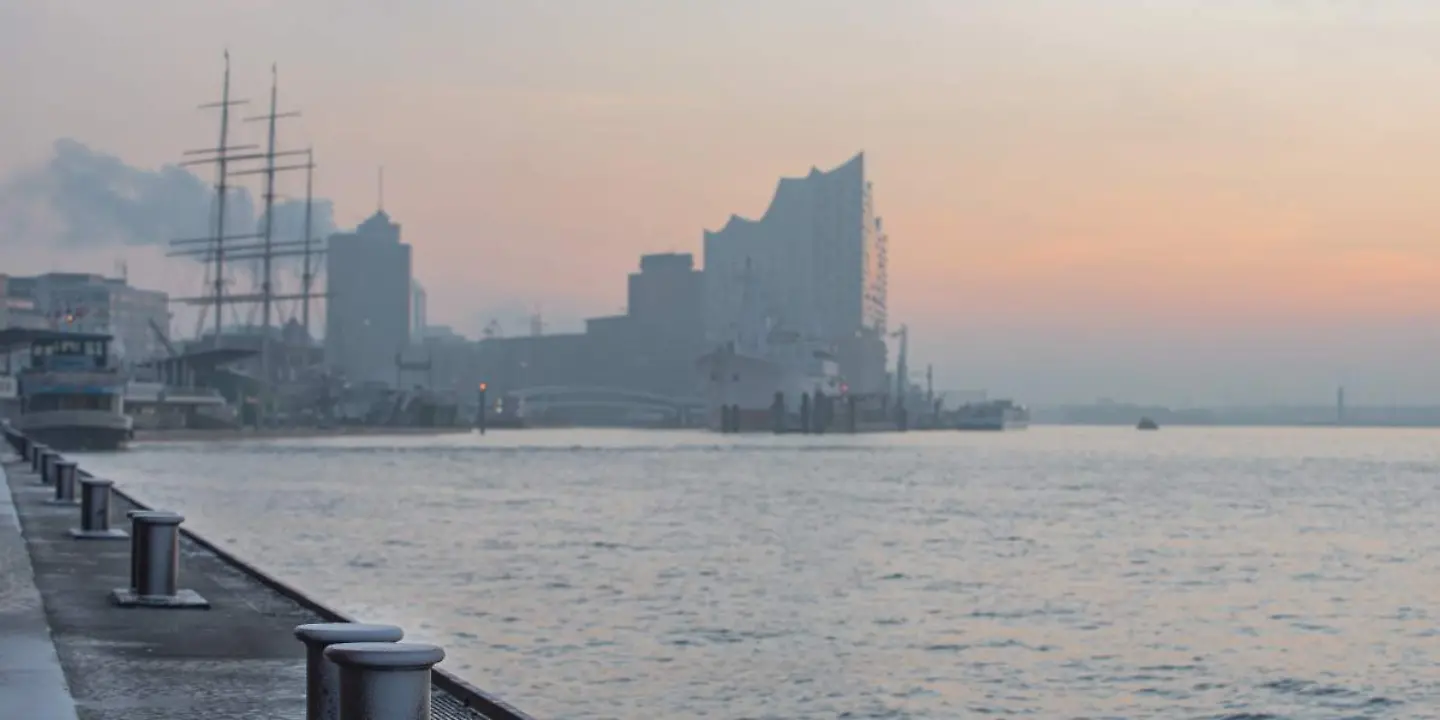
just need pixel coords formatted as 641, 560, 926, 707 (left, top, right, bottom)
26, 393, 114, 412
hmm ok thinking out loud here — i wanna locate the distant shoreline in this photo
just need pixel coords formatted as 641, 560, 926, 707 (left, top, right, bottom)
131, 427, 475, 443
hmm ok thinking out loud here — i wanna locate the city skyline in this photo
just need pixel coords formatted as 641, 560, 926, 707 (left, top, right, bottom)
8, 1, 1440, 405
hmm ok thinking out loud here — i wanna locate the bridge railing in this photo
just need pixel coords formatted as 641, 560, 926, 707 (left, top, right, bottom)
513, 385, 704, 408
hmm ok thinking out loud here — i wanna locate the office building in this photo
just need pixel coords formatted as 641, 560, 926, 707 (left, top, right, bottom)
324, 210, 412, 386
2, 273, 170, 366
0, 276, 46, 331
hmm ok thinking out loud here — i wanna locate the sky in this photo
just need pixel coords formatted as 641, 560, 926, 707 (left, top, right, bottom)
6, 0, 1440, 405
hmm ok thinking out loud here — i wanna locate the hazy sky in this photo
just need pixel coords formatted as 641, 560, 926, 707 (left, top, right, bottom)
7, 0, 1440, 405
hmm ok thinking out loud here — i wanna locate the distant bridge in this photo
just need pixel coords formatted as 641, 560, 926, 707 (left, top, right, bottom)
509, 386, 705, 424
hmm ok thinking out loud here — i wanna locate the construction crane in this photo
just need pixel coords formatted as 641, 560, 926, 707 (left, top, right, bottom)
890, 323, 908, 403
148, 318, 179, 358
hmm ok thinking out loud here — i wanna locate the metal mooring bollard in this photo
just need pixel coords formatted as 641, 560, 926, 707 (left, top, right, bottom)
324, 642, 446, 720
126, 511, 168, 591
17, 435, 30, 461
30, 444, 45, 473
109, 511, 208, 609
68, 477, 127, 540
295, 623, 406, 720
47, 460, 79, 505
40, 451, 59, 485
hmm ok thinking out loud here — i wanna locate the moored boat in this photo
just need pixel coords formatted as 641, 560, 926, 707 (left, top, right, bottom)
698, 338, 842, 432
954, 399, 1030, 431
13, 332, 132, 451
697, 258, 842, 432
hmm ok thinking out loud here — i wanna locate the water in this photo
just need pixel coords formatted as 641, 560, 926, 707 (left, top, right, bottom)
76, 427, 1440, 719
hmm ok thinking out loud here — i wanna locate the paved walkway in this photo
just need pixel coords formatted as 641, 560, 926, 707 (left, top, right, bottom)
5, 457, 309, 719
2, 456, 504, 720
0, 453, 79, 720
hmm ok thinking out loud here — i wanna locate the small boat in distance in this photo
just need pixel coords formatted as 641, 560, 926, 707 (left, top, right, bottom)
1137, 416, 1159, 430
12, 331, 133, 451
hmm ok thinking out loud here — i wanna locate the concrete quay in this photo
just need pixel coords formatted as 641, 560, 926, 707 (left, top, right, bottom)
132, 425, 475, 444
0, 439, 534, 719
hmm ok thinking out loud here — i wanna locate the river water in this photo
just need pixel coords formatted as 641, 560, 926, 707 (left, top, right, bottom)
76, 427, 1440, 719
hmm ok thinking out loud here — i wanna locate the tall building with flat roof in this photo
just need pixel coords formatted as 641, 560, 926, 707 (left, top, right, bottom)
702, 152, 889, 393
324, 210, 412, 386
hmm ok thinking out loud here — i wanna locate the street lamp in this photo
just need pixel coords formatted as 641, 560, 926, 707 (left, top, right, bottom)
475, 382, 488, 434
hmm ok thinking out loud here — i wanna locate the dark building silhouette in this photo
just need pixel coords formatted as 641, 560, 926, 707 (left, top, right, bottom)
324, 210, 412, 386
477, 252, 706, 398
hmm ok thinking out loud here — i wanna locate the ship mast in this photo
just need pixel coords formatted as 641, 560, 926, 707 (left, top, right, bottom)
247, 63, 300, 346
174, 50, 252, 345
301, 147, 316, 341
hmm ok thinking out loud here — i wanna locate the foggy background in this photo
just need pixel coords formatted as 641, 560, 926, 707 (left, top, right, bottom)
6, 0, 1440, 405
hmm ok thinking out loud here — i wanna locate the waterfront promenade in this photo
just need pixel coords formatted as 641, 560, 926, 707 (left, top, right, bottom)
0, 446, 530, 719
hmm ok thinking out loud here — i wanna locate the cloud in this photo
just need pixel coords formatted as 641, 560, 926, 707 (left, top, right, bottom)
0, 138, 338, 250
260, 198, 338, 245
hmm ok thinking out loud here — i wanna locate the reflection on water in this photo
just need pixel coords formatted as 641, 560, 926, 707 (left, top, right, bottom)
78, 427, 1440, 719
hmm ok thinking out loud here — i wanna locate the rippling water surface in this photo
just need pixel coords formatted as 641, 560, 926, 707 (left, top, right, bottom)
76, 427, 1440, 719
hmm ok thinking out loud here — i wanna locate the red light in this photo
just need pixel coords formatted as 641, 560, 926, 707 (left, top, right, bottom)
478, 382, 488, 391
840, 383, 849, 395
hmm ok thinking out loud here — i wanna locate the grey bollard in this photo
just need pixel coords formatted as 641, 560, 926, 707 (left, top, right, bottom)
41, 451, 61, 486
69, 477, 127, 540
136, 512, 182, 597
324, 642, 446, 720
295, 623, 406, 720
109, 511, 208, 608
30, 445, 45, 473
48, 460, 79, 505
126, 511, 169, 590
